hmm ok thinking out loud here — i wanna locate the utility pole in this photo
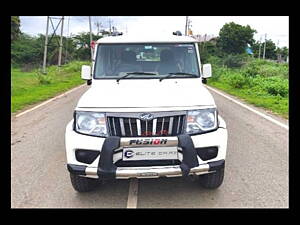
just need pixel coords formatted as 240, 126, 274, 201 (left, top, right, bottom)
187, 19, 192, 36
258, 36, 262, 59
185, 16, 188, 36
277, 40, 281, 62
58, 16, 64, 66
202, 34, 207, 52
89, 16, 93, 63
43, 16, 49, 74
263, 33, 267, 59
95, 21, 99, 35
108, 18, 112, 35
95, 21, 102, 35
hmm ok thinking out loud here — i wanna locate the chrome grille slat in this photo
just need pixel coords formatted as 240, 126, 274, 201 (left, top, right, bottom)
108, 114, 185, 137
119, 118, 125, 136
128, 118, 133, 136
168, 117, 173, 135
112, 118, 116, 136
137, 119, 141, 136
152, 118, 157, 136
177, 116, 181, 134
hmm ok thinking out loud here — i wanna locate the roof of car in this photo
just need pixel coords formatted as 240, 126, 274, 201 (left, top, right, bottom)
96, 33, 199, 44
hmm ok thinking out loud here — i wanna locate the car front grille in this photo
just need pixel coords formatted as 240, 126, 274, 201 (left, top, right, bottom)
106, 112, 186, 137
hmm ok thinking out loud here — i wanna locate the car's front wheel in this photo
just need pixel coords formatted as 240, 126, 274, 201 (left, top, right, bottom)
70, 173, 99, 192
198, 167, 225, 189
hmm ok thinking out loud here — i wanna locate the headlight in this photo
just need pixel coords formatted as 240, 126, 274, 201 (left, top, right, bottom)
74, 111, 108, 137
186, 108, 218, 134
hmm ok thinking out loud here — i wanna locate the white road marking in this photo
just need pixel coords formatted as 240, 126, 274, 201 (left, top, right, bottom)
205, 85, 289, 130
127, 178, 139, 209
15, 84, 86, 118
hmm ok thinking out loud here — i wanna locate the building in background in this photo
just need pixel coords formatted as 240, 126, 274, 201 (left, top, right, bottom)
192, 34, 216, 42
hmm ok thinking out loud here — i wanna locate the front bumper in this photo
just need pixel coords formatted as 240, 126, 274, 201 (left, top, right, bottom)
67, 160, 225, 179
65, 116, 227, 179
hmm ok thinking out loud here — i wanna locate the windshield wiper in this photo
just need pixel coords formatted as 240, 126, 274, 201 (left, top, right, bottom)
116, 72, 157, 82
159, 72, 198, 81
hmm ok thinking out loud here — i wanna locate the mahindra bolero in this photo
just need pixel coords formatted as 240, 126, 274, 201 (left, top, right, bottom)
65, 32, 228, 192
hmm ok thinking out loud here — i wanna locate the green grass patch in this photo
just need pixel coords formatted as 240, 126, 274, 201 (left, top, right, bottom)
11, 61, 88, 113
208, 80, 288, 119
207, 59, 289, 119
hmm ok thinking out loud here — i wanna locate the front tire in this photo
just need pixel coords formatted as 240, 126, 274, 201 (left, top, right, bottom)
198, 167, 225, 189
70, 173, 99, 192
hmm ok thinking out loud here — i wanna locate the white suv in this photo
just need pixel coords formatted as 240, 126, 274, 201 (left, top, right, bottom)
65, 32, 228, 192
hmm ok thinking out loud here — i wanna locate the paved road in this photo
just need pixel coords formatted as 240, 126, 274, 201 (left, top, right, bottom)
11, 85, 288, 208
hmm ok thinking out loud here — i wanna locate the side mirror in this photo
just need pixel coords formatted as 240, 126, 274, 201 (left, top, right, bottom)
202, 64, 212, 78
81, 65, 92, 80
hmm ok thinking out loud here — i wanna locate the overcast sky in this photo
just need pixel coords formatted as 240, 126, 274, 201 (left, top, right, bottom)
20, 16, 289, 47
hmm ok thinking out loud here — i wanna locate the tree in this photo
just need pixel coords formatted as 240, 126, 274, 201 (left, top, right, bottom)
263, 39, 277, 60
250, 41, 260, 58
11, 31, 104, 68
276, 46, 289, 61
11, 33, 43, 66
11, 16, 21, 42
72, 32, 102, 61
198, 37, 222, 63
217, 22, 256, 55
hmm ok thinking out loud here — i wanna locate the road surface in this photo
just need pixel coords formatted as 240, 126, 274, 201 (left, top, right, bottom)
11, 85, 288, 208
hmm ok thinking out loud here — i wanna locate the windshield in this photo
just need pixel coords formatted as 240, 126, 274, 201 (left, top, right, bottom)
94, 43, 200, 79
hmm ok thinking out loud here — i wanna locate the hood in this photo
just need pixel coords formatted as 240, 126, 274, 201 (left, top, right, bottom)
77, 78, 215, 109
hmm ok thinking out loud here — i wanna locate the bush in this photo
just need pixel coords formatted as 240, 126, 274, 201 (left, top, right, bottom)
206, 55, 223, 67
210, 64, 228, 81
265, 83, 288, 97
222, 54, 248, 68
241, 58, 289, 79
225, 72, 249, 88
241, 61, 260, 77
35, 70, 52, 85
261, 77, 288, 97
61, 61, 90, 73
21, 63, 38, 72
249, 76, 288, 97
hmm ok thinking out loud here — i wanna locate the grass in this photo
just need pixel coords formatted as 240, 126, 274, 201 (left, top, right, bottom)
206, 58, 289, 119
208, 80, 288, 119
11, 61, 88, 113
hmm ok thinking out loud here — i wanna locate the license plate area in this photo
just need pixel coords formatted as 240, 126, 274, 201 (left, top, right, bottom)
122, 147, 178, 161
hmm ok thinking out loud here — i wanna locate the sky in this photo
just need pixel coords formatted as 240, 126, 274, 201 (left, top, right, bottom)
19, 16, 289, 47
